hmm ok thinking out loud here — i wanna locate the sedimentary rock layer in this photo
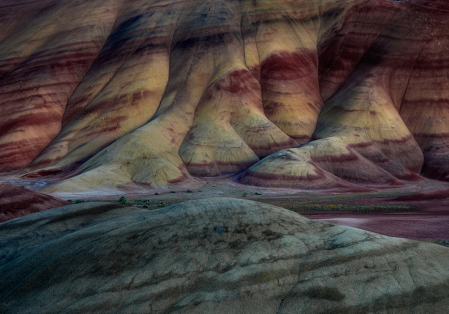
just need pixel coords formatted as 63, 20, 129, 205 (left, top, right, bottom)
0, 0, 448, 191
1, 198, 448, 313
398, 0, 449, 181
0, 0, 120, 171
239, 0, 448, 188
0, 183, 69, 222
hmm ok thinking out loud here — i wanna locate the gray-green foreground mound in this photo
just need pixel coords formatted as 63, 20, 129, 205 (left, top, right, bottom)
1, 198, 449, 314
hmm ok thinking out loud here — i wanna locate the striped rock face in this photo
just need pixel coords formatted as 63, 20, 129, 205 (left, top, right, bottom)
0, 183, 69, 222
0, 0, 448, 191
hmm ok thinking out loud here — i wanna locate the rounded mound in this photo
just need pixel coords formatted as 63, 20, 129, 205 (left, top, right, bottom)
1, 198, 448, 313
0, 183, 69, 222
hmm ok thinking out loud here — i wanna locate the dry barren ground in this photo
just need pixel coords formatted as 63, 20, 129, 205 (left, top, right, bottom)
3, 176, 447, 245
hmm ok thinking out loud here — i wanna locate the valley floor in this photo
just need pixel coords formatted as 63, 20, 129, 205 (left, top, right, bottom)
3, 175, 447, 243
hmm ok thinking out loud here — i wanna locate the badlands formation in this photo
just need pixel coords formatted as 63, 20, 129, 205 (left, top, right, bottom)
0, 183, 69, 222
0, 0, 448, 192
1, 198, 449, 313
1, 1, 449, 313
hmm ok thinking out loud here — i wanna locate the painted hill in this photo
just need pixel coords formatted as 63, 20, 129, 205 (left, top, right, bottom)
1, 198, 449, 313
0, 0, 448, 192
0, 183, 69, 222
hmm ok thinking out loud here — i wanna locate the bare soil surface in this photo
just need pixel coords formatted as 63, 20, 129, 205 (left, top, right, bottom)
1, 175, 448, 241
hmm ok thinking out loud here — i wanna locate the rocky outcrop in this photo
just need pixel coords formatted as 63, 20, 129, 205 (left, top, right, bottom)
1, 198, 448, 313
0, 183, 69, 222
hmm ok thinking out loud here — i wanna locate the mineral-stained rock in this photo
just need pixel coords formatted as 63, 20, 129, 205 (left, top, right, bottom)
398, 0, 449, 181
239, 0, 448, 188
0, 0, 119, 172
0, 0, 449, 191
1, 198, 448, 313
0, 183, 70, 222
0, 183, 69, 222
318, 0, 449, 183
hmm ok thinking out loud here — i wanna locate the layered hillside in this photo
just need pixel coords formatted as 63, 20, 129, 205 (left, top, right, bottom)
0, 183, 69, 222
0, 0, 448, 191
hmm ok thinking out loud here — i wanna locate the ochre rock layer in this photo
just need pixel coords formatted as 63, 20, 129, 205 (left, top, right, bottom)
0, 0, 448, 191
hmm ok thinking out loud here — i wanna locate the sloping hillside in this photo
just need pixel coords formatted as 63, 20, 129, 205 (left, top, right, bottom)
0, 0, 448, 192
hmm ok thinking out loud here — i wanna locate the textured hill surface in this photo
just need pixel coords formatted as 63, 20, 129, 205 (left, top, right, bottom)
0, 183, 69, 222
0, 0, 448, 192
1, 198, 449, 313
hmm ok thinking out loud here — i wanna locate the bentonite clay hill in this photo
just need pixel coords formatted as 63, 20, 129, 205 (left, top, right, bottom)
0, 0, 449, 192
0, 183, 69, 222
1, 198, 449, 313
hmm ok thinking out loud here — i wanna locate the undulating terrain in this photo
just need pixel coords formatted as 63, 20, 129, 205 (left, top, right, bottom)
1, 0, 449, 312
0, 0, 448, 193
1, 198, 449, 313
